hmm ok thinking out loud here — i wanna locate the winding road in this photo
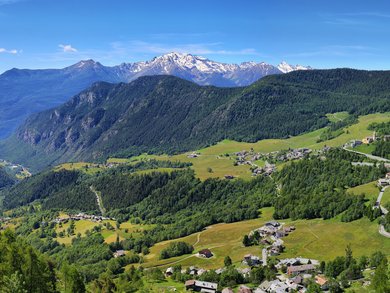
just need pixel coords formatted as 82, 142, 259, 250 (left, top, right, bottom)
377, 186, 390, 238
343, 146, 390, 162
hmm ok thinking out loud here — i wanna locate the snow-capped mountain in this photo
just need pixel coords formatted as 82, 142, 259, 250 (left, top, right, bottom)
277, 61, 312, 73
110, 52, 311, 86
0, 53, 311, 138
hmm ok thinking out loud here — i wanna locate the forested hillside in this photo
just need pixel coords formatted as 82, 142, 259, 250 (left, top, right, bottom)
2, 69, 390, 170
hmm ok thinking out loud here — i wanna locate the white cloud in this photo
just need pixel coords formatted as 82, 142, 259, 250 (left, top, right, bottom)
59, 44, 78, 53
0, 47, 18, 54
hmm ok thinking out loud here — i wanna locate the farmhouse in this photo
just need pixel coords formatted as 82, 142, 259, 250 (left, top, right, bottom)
185, 280, 218, 293
113, 250, 126, 258
165, 267, 174, 276
315, 275, 329, 290
243, 254, 261, 266
238, 285, 253, 293
287, 264, 316, 276
198, 249, 213, 258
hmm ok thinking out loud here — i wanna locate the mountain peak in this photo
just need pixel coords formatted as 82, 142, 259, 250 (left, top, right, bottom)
277, 61, 312, 73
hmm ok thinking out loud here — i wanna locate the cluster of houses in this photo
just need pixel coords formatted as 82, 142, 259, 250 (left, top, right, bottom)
234, 148, 312, 178
178, 256, 324, 293
251, 163, 276, 177
349, 131, 390, 148
258, 148, 312, 164
0, 159, 31, 178
378, 172, 390, 187
251, 221, 296, 257
51, 213, 113, 224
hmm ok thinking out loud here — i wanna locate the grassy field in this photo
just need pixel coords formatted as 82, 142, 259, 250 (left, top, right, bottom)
347, 181, 380, 202
142, 207, 390, 270
352, 143, 376, 155
54, 162, 106, 174
382, 187, 390, 207
326, 112, 350, 122
54, 218, 152, 245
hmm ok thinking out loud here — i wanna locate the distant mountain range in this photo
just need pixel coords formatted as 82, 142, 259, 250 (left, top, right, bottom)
0, 52, 311, 138
3, 69, 390, 171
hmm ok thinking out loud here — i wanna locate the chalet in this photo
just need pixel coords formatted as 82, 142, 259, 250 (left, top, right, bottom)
275, 230, 285, 238
350, 140, 363, 148
315, 275, 329, 290
362, 133, 376, 144
185, 280, 218, 293
237, 268, 251, 277
199, 249, 213, 258
378, 178, 390, 187
238, 285, 253, 293
215, 268, 225, 275
243, 254, 261, 266
287, 264, 316, 276
265, 221, 280, 228
165, 267, 174, 277
113, 250, 126, 258
221, 288, 234, 293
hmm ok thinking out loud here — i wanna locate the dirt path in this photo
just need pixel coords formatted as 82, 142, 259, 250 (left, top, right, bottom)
90, 186, 105, 216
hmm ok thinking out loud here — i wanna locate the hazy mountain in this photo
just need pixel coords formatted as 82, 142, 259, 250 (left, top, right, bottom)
0, 53, 310, 138
2, 69, 390, 171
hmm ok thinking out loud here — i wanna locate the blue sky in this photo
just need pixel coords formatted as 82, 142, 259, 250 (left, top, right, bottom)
1, 0, 390, 73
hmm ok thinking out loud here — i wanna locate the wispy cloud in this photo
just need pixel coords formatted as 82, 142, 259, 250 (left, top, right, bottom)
0, 47, 18, 54
59, 44, 78, 53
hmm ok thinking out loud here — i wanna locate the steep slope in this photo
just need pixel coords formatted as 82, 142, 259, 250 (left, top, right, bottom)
2, 69, 390, 171
0, 53, 308, 138
0, 60, 122, 138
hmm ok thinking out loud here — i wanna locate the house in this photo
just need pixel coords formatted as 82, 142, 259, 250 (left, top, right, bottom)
384, 135, 390, 142
386, 172, 390, 179
265, 221, 280, 228
237, 268, 251, 277
238, 285, 253, 293
378, 178, 390, 187
287, 264, 316, 276
222, 288, 234, 293
350, 140, 363, 148
315, 275, 329, 290
165, 267, 174, 277
243, 254, 261, 266
113, 250, 126, 258
362, 136, 374, 144
215, 268, 225, 275
199, 249, 213, 258
185, 280, 218, 293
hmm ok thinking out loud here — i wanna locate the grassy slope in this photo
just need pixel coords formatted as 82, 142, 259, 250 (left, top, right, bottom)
142, 207, 390, 269
54, 219, 152, 245
347, 181, 380, 202
112, 113, 390, 180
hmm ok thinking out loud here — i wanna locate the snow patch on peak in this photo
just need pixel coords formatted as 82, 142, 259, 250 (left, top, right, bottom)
277, 61, 312, 73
